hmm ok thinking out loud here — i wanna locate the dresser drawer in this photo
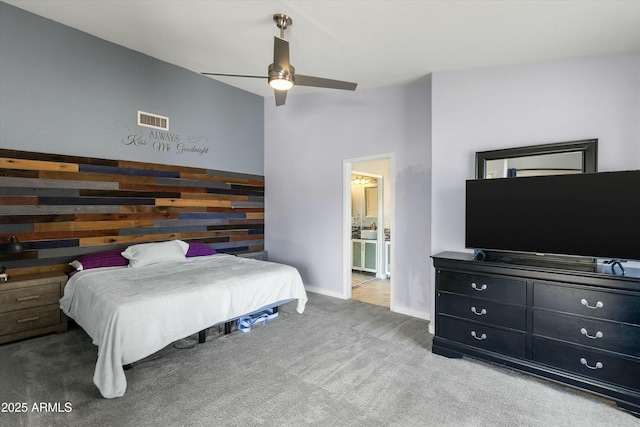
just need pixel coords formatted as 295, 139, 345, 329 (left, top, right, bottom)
533, 310, 640, 356
438, 315, 526, 358
0, 304, 61, 336
0, 283, 61, 314
437, 270, 526, 305
533, 337, 640, 392
438, 292, 526, 331
533, 283, 640, 325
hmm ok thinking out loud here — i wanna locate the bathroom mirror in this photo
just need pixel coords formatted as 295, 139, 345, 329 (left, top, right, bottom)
476, 139, 598, 179
365, 186, 378, 217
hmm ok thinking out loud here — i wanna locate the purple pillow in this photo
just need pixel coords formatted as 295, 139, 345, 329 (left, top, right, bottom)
70, 249, 129, 271
186, 242, 217, 258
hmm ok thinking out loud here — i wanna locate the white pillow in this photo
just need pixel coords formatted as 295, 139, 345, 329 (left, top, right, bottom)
121, 240, 189, 268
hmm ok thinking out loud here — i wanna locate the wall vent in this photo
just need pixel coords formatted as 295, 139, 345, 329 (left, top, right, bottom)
137, 111, 169, 131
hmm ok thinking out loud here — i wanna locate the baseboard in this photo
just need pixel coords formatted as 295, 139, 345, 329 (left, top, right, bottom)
304, 285, 346, 300
391, 304, 430, 322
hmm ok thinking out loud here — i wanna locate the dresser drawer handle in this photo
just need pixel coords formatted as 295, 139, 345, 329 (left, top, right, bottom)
17, 316, 40, 323
471, 283, 487, 291
471, 331, 487, 340
16, 295, 41, 302
471, 307, 487, 316
580, 358, 603, 370
580, 328, 603, 339
580, 299, 603, 309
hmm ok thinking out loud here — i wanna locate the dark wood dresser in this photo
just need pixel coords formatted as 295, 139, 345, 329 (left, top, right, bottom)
432, 251, 640, 416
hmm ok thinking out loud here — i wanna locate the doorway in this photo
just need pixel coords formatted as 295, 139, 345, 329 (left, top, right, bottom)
343, 154, 393, 308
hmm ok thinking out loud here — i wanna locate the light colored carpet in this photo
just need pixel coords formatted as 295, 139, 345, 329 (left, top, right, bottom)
0, 293, 637, 426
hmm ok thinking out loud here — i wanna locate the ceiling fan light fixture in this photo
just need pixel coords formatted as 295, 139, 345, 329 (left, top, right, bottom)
269, 77, 294, 91
268, 63, 295, 90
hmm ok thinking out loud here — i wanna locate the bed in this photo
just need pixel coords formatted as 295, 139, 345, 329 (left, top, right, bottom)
60, 248, 307, 398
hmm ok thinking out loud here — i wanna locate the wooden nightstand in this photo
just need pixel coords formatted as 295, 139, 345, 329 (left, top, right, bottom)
0, 272, 68, 344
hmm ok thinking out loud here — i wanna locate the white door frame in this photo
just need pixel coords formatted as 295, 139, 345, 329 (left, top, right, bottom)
343, 152, 394, 306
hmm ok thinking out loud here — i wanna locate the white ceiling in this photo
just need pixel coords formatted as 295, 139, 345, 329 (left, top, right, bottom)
5, 1, 640, 99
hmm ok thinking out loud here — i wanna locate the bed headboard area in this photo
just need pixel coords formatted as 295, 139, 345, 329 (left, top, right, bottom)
0, 149, 265, 277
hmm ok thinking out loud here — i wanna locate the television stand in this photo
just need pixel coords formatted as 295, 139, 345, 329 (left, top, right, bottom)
432, 251, 640, 417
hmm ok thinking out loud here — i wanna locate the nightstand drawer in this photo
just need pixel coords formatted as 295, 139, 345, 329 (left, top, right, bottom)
533, 283, 640, 325
0, 283, 61, 314
533, 337, 640, 392
438, 270, 525, 305
438, 292, 526, 331
438, 315, 526, 358
533, 310, 640, 356
0, 304, 61, 336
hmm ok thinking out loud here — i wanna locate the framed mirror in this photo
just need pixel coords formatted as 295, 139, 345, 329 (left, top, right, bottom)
476, 139, 598, 179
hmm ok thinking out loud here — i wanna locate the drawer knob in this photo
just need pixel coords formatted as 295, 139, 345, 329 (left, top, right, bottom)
471, 331, 487, 340
471, 283, 487, 291
580, 358, 603, 370
580, 299, 603, 309
471, 306, 487, 316
580, 328, 603, 339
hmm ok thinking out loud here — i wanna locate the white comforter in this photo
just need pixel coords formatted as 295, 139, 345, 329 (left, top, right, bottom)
59, 254, 307, 398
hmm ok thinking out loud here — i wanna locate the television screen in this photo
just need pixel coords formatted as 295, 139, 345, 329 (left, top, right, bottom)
465, 170, 640, 262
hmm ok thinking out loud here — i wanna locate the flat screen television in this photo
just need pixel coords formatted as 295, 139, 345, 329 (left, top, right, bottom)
465, 170, 640, 262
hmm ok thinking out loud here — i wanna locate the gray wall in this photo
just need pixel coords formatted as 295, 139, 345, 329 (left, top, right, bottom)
0, 2, 264, 174
430, 51, 640, 330
265, 77, 433, 320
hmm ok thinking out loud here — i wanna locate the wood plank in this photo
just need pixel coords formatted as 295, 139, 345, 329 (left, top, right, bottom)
119, 205, 207, 214
0, 196, 37, 205
79, 163, 179, 178
246, 213, 265, 219
4, 230, 114, 241
0, 187, 79, 197
0, 158, 79, 172
180, 172, 259, 186
75, 212, 179, 221
155, 199, 231, 208
2, 176, 119, 190
79, 189, 181, 198
231, 201, 264, 208
0, 214, 75, 225
34, 220, 154, 232
119, 182, 206, 193
230, 234, 264, 242
0, 169, 39, 178
0, 149, 118, 167
205, 187, 264, 197
181, 193, 249, 201
206, 207, 264, 213
205, 169, 264, 182
2, 206, 121, 215
39, 170, 156, 185
119, 160, 207, 175
38, 196, 155, 206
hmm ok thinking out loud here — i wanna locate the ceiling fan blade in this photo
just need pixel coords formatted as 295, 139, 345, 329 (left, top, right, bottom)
273, 36, 290, 72
201, 72, 267, 79
274, 89, 287, 106
295, 74, 357, 91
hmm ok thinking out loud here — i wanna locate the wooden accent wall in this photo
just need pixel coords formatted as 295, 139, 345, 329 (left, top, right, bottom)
0, 149, 264, 277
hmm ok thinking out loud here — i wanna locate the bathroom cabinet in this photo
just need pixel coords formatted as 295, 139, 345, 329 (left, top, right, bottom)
352, 239, 377, 273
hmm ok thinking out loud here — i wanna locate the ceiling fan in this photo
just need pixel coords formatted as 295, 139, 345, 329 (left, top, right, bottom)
202, 14, 357, 106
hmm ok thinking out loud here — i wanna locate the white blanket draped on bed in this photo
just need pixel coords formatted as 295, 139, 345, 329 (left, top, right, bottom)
59, 254, 307, 398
